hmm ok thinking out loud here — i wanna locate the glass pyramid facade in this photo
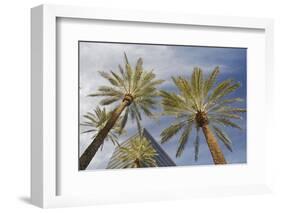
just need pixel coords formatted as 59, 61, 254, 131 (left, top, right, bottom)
106, 128, 176, 169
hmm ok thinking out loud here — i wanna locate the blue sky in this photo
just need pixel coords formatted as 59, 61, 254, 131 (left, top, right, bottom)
79, 41, 247, 170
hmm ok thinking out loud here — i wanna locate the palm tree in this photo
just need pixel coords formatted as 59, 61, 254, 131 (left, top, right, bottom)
80, 106, 123, 151
160, 67, 246, 164
79, 53, 164, 170
118, 137, 158, 168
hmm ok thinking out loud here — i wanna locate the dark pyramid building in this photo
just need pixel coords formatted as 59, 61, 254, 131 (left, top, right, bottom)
106, 128, 176, 169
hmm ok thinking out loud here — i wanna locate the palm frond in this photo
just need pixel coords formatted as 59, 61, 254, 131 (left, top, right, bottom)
81, 129, 96, 134
212, 113, 242, 120
176, 121, 193, 157
213, 118, 242, 130
209, 106, 246, 114
139, 103, 155, 118
110, 70, 127, 91
119, 107, 129, 134
132, 102, 142, 120
208, 79, 234, 103
221, 107, 246, 114
171, 77, 197, 107
98, 71, 119, 86
212, 125, 232, 152
203, 66, 220, 96
132, 58, 143, 91
83, 114, 97, 124
133, 79, 163, 97
194, 128, 200, 161
160, 121, 186, 143
218, 97, 243, 105
88, 86, 123, 98
206, 98, 243, 112
208, 80, 240, 106
99, 97, 120, 105
123, 53, 133, 92
191, 67, 203, 97
135, 113, 142, 138
160, 90, 195, 115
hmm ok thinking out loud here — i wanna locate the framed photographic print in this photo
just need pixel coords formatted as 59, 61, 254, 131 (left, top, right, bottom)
31, 4, 274, 208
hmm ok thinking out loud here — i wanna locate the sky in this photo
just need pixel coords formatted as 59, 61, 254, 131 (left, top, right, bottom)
79, 41, 247, 170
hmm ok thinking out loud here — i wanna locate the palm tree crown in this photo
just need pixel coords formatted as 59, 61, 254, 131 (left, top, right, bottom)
79, 53, 163, 170
160, 67, 246, 162
119, 137, 158, 168
81, 106, 123, 150
89, 53, 164, 134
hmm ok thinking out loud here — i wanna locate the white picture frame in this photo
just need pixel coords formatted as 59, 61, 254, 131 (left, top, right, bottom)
31, 4, 274, 208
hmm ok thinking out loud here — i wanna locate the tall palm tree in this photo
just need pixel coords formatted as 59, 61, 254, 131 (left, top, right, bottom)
160, 67, 246, 164
79, 53, 164, 170
80, 106, 123, 151
118, 137, 158, 168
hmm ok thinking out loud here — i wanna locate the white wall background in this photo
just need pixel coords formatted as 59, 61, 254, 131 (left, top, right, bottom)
0, 0, 280, 212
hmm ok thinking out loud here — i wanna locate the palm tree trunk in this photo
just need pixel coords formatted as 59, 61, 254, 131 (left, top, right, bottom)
79, 100, 129, 170
135, 159, 141, 168
201, 124, 227, 164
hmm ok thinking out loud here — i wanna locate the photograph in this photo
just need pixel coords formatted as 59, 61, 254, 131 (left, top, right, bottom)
78, 41, 247, 171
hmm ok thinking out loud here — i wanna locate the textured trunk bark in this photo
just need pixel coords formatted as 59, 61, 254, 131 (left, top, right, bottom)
79, 100, 129, 170
201, 124, 227, 164
135, 159, 141, 168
